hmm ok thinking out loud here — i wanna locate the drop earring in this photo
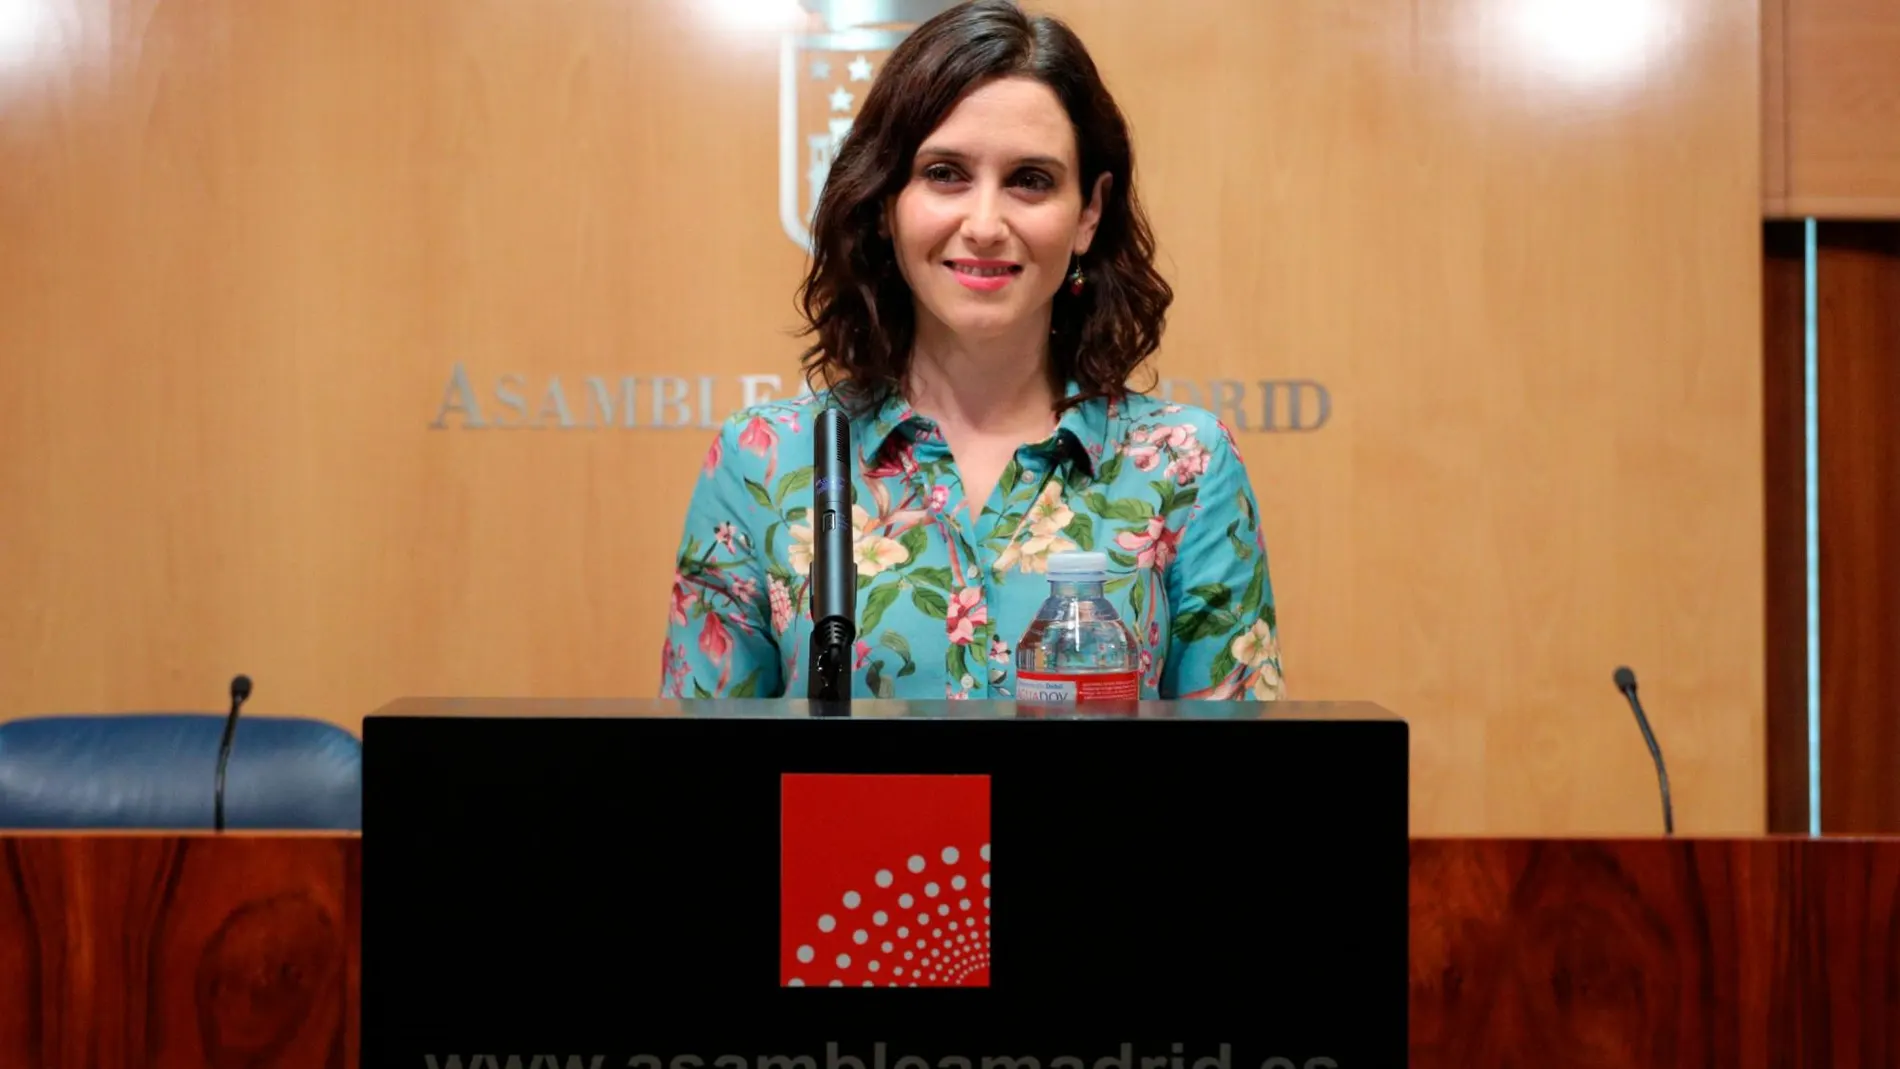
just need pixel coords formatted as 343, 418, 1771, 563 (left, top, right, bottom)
1067, 257, 1086, 296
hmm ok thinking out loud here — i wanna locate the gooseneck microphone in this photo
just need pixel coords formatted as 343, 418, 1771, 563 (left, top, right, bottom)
807, 407, 856, 712
215, 674, 252, 832
1613, 666, 1674, 835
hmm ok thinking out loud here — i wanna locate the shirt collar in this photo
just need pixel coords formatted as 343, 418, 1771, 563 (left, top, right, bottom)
854, 380, 1110, 478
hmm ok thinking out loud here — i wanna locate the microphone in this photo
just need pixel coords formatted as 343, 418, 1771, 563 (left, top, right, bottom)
807, 407, 856, 712
215, 674, 252, 832
1613, 666, 1673, 835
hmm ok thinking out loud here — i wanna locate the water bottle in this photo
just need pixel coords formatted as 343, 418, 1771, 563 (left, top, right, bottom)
1014, 551, 1140, 705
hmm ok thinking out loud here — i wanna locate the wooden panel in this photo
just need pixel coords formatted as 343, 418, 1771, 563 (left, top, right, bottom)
1412, 836, 1900, 1068
0, 835, 358, 1069
1771, 0, 1900, 217
1763, 220, 1810, 833
1817, 223, 1900, 832
1764, 0, 1789, 211
6, 835, 1900, 1068
0, 0, 1766, 834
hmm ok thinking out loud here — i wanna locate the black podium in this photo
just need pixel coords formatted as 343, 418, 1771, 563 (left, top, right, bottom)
361, 699, 1407, 1069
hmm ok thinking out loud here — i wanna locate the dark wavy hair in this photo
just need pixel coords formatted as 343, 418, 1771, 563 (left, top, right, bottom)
795, 0, 1173, 416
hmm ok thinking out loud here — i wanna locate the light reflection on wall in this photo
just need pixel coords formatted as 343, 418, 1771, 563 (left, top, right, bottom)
0, 0, 54, 77
702, 0, 811, 33
1498, 0, 1678, 89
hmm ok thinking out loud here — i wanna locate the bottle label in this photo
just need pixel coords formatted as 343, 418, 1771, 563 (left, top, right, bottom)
1015, 670, 1140, 702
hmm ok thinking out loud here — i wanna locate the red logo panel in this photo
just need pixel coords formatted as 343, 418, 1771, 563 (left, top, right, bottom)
781, 774, 991, 988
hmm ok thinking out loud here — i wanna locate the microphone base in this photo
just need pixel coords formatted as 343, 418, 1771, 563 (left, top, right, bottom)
805, 617, 855, 713
807, 698, 852, 718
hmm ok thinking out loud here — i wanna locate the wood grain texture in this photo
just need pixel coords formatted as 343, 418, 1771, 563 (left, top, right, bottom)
1816, 223, 1900, 833
0, 0, 1767, 835
4, 835, 1899, 1067
1411, 836, 1900, 1068
0, 836, 358, 1069
1773, 0, 1900, 217
1762, 0, 1788, 212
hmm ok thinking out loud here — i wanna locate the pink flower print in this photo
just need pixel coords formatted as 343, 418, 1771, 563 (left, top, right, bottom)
699, 611, 733, 663
1126, 442, 1163, 472
727, 610, 755, 637
1150, 424, 1200, 450
1147, 619, 1161, 647
768, 578, 794, 633
739, 415, 780, 481
714, 521, 738, 553
1114, 517, 1183, 571
855, 641, 872, 669
669, 576, 693, 626
729, 576, 759, 604
929, 485, 951, 513
660, 640, 690, 695
1164, 449, 1208, 486
946, 586, 988, 646
702, 434, 722, 476
989, 637, 1010, 664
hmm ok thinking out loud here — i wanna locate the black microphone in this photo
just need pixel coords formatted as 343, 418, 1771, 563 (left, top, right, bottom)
807, 407, 856, 712
215, 674, 252, 832
1613, 666, 1673, 835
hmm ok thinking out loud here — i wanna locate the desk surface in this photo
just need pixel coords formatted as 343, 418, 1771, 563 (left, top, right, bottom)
2, 835, 1894, 1068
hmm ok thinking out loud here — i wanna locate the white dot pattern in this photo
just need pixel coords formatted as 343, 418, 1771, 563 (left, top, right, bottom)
787, 840, 991, 988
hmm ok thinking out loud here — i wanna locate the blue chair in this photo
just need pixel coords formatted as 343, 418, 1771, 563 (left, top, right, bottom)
0, 713, 361, 830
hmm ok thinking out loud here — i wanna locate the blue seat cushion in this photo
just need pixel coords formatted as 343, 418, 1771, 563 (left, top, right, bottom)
0, 713, 361, 830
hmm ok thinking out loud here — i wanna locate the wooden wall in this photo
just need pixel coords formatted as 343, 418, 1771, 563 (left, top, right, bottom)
1760, 2, 1900, 833
1763, 0, 1900, 217
0, 0, 1767, 834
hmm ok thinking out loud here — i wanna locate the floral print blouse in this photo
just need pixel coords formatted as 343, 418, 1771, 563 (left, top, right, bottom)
660, 385, 1285, 703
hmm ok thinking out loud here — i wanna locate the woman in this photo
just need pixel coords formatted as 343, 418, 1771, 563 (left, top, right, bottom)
660, 0, 1282, 702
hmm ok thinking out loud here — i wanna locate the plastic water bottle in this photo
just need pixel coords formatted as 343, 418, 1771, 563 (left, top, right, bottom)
1014, 551, 1140, 705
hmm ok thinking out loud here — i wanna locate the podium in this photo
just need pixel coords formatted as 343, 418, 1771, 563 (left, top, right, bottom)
360, 698, 1409, 1068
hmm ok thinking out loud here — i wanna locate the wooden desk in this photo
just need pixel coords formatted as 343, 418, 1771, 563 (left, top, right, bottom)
1, 836, 1893, 1068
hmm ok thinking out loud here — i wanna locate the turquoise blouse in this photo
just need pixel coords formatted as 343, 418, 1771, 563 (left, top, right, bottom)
660, 386, 1285, 702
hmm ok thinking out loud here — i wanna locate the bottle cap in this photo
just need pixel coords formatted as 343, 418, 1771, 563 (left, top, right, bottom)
1046, 550, 1108, 582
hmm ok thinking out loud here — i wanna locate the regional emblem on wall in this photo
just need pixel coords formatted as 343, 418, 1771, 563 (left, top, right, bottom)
780, 0, 968, 251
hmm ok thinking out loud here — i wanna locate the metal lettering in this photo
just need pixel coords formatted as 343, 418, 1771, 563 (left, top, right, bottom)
651, 376, 692, 428
429, 362, 486, 429
584, 375, 638, 428
493, 374, 529, 428
426, 371, 1333, 431
1157, 378, 1204, 407
1208, 379, 1249, 432
534, 376, 575, 429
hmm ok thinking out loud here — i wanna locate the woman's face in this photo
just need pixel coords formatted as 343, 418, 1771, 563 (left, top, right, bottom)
886, 76, 1108, 349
